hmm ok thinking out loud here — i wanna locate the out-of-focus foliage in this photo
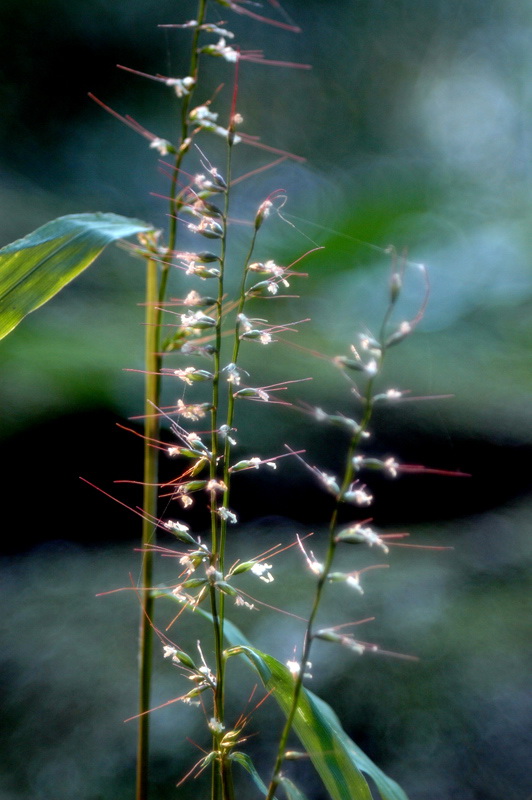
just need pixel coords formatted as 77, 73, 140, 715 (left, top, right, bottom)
1, 2, 531, 799
1, 510, 530, 799
1, 0, 531, 440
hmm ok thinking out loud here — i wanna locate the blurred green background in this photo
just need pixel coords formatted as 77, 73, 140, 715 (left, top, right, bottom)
0, 1, 531, 798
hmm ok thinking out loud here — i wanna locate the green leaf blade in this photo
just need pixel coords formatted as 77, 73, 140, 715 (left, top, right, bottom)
236, 645, 410, 800
231, 751, 279, 799
279, 776, 311, 800
0, 212, 153, 339
160, 593, 409, 800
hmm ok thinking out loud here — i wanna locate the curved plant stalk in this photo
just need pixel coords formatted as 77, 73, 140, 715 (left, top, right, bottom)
265, 270, 411, 800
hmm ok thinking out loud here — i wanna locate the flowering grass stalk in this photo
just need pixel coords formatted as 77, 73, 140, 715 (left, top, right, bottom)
112, 6, 310, 797
264, 256, 428, 800
0, 3, 463, 800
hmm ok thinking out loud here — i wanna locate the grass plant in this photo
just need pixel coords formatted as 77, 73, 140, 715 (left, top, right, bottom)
0, 3, 462, 799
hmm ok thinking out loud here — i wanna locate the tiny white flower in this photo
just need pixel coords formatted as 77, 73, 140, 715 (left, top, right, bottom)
187, 218, 219, 236
163, 645, 178, 659
174, 367, 196, 385
164, 519, 190, 533
165, 76, 195, 98
386, 389, 402, 400
365, 358, 378, 376
342, 637, 365, 655
357, 525, 389, 554
176, 399, 207, 420
180, 311, 198, 326
256, 201, 272, 222
319, 472, 340, 495
250, 562, 274, 583
384, 457, 399, 478
212, 37, 238, 62
346, 575, 364, 595
172, 586, 188, 602
235, 595, 255, 610
286, 659, 311, 678
179, 556, 196, 575
184, 290, 202, 306
237, 313, 252, 331
264, 259, 282, 276
206, 479, 227, 493
149, 137, 171, 155
202, 23, 234, 38
223, 363, 249, 387
190, 105, 218, 123
182, 696, 201, 706
218, 507, 238, 524
345, 487, 373, 506
219, 423, 238, 445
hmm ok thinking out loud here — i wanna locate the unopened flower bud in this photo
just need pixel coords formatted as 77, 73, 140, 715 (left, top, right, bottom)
255, 199, 272, 230
385, 321, 412, 348
390, 271, 402, 303
334, 355, 365, 372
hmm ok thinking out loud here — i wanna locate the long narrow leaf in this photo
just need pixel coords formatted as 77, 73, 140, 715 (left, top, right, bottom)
279, 776, 311, 800
159, 593, 409, 800
0, 212, 153, 339
231, 751, 279, 799
233, 646, 373, 800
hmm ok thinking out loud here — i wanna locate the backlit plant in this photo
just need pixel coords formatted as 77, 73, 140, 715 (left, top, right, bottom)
0, 3, 460, 799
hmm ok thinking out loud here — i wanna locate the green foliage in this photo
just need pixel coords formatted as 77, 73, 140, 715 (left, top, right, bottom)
0, 3, 478, 800
167, 593, 409, 800
0, 212, 152, 339
233, 645, 408, 800
231, 752, 279, 799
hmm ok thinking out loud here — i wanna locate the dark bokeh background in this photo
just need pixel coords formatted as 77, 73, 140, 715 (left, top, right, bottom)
1, 1, 531, 799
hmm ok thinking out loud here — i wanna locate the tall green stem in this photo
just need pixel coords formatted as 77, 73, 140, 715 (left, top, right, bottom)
208, 136, 236, 800
136, 256, 160, 800
135, 4, 209, 799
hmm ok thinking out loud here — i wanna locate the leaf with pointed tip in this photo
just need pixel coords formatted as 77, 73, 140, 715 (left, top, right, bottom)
158, 593, 409, 800
279, 776, 311, 800
0, 212, 153, 340
231, 751, 279, 799
233, 645, 372, 800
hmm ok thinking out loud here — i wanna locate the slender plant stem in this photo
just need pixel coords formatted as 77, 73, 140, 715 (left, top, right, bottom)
219, 228, 259, 565
209, 135, 236, 800
265, 350, 385, 800
136, 256, 160, 800
135, 5, 209, 798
